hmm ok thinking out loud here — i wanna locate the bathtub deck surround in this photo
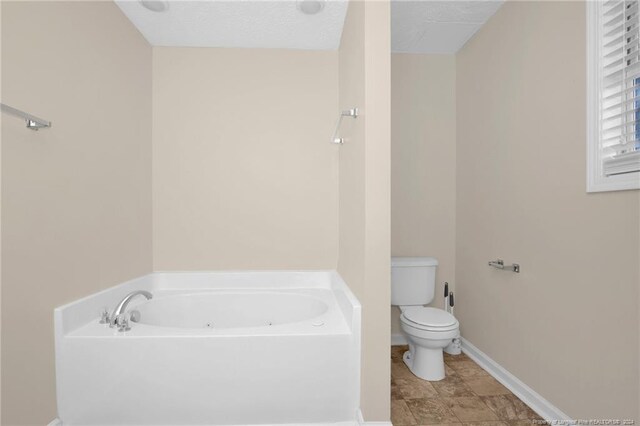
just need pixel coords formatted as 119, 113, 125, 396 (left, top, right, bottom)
390, 345, 544, 425
54, 271, 361, 426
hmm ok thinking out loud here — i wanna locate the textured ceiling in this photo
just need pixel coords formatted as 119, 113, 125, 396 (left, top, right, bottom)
114, 0, 502, 53
114, 0, 349, 50
391, 1, 504, 54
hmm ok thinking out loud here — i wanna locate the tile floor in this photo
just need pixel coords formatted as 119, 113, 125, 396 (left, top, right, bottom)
391, 345, 544, 425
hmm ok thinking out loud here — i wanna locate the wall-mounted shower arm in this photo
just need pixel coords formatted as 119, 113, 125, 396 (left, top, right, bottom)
332, 108, 358, 144
1, 103, 51, 130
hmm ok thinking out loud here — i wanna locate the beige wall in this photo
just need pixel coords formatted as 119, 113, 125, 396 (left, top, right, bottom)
152, 48, 338, 270
338, 1, 391, 421
391, 54, 456, 336
457, 1, 640, 419
1, 2, 153, 424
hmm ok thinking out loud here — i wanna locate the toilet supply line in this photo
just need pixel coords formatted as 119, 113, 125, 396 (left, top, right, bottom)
444, 282, 449, 313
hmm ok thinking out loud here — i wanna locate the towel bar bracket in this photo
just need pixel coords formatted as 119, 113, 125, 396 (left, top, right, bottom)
1, 103, 51, 130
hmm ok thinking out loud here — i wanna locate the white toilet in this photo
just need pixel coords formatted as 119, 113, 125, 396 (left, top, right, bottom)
391, 256, 459, 381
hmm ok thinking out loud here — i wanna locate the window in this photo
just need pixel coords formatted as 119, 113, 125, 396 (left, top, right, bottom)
588, 0, 640, 192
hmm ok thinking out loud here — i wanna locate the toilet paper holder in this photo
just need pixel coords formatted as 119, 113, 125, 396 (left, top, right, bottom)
488, 259, 520, 273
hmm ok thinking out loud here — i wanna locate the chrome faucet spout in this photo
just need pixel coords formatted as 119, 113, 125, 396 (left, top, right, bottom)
109, 290, 153, 327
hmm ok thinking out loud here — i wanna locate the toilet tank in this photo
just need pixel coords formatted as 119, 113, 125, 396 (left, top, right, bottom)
391, 257, 438, 306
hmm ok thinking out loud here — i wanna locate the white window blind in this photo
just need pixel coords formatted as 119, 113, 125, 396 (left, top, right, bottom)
600, 0, 640, 177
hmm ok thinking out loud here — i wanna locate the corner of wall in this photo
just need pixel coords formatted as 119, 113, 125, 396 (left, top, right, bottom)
338, 0, 391, 422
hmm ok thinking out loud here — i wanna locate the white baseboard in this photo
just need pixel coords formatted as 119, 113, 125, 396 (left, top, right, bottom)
460, 337, 572, 422
391, 333, 407, 346
357, 409, 392, 425
51, 417, 366, 426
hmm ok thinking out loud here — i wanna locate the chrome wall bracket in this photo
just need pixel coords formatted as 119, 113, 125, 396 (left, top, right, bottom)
332, 108, 358, 144
488, 259, 520, 273
1, 103, 51, 130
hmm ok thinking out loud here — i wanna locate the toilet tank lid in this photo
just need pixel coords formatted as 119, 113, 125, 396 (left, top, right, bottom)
391, 257, 438, 267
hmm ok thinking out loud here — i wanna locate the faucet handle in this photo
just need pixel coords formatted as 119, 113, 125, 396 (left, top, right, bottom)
129, 310, 141, 323
99, 308, 110, 324
116, 314, 131, 332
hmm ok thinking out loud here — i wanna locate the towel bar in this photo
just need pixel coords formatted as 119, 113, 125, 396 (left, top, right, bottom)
488, 259, 520, 273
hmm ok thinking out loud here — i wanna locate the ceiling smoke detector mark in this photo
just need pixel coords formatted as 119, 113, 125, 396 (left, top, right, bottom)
139, 0, 169, 13
297, 0, 326, 15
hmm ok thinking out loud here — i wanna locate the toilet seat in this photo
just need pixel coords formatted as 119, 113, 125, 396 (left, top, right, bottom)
401, 307, 458, 332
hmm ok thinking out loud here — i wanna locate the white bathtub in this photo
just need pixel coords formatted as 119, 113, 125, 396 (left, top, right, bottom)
54, 271, 361, 426
136, 292, 330, 329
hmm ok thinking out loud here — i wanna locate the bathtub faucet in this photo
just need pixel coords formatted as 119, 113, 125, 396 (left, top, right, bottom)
109, 290, 153, 330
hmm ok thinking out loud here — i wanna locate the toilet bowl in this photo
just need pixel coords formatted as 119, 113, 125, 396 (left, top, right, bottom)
391, 257, 460, 382
399, 306, 459, 381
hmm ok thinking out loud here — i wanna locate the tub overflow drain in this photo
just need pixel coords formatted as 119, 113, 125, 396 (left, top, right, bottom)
205, 322, 214, 328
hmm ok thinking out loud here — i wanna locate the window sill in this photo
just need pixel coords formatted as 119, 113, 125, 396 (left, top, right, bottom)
587, 172, 640, 193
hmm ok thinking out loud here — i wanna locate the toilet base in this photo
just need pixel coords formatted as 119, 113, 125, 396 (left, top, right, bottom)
444, 337, 462, 355
402, 346, 446, 381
